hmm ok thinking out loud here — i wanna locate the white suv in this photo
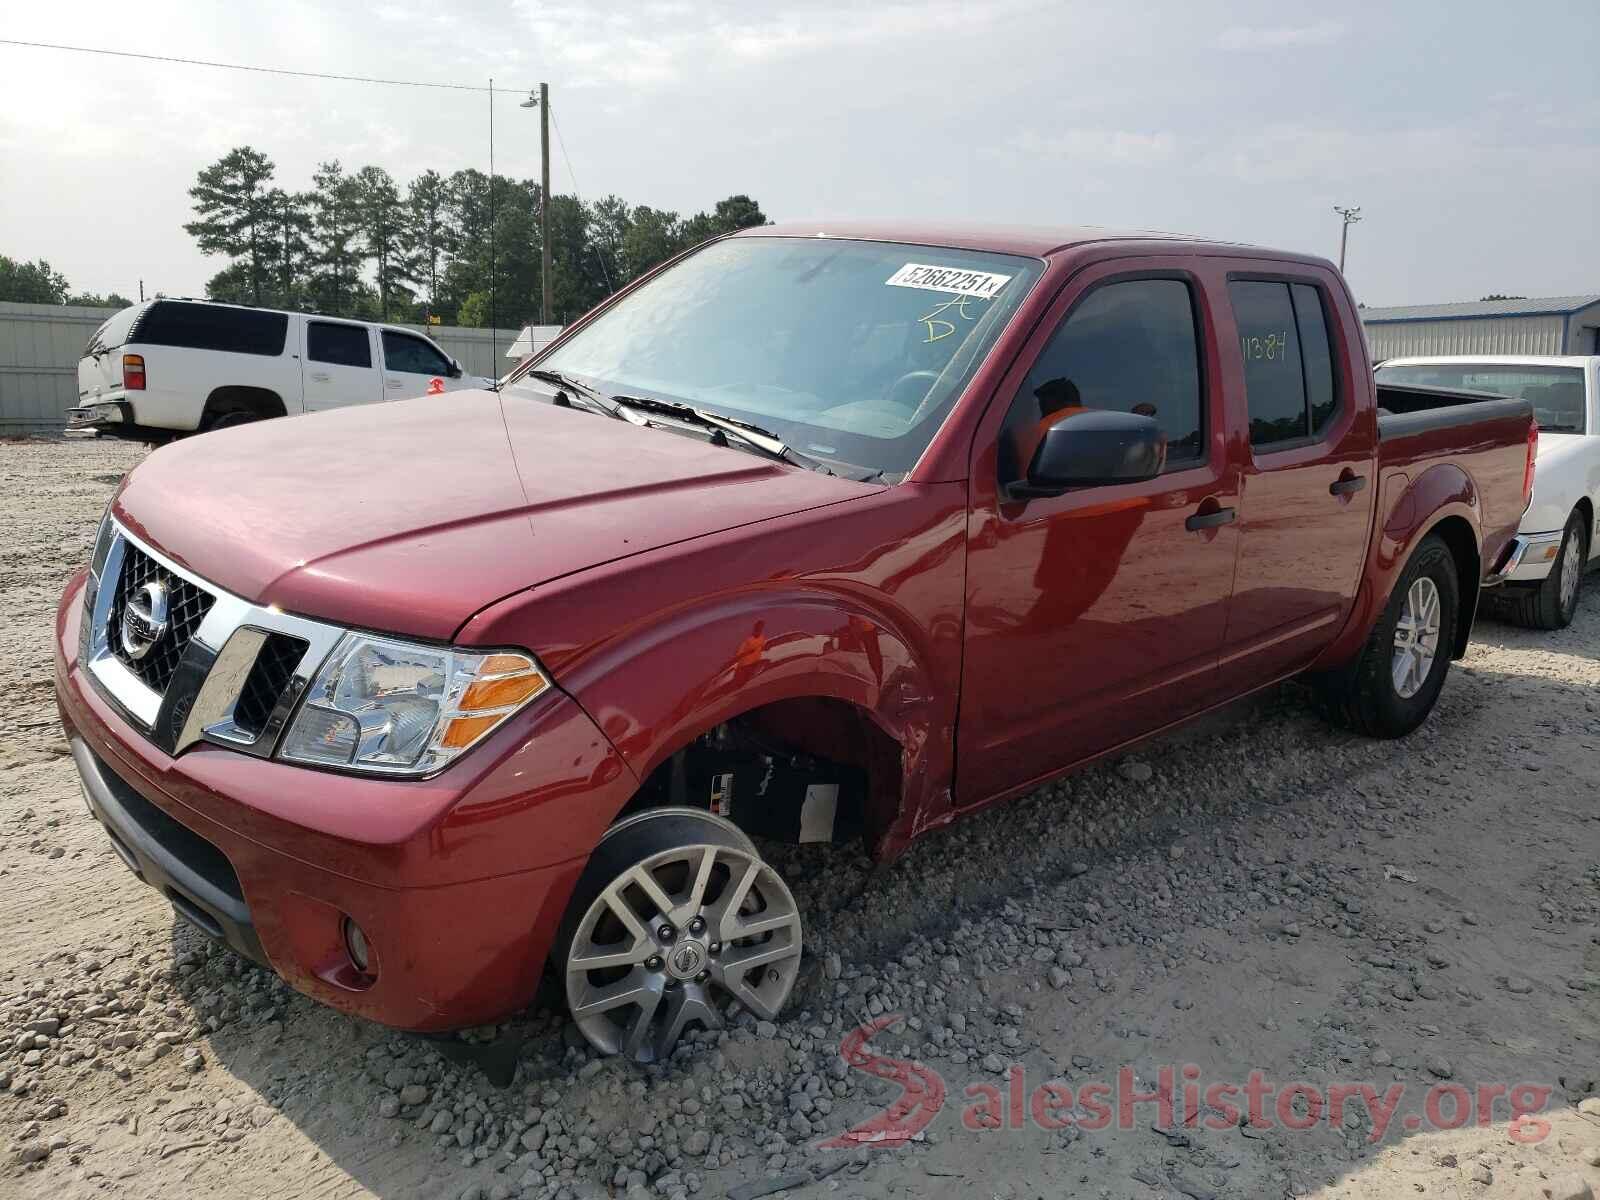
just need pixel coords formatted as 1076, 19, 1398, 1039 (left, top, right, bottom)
68, 299, 494, 439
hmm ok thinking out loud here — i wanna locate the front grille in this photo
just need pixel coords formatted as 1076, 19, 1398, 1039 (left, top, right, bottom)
107, 543, 215, 694
232, 633, 308, 737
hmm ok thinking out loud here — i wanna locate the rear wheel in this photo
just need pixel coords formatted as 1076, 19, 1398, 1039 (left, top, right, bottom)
559, 808, 803, 1062
199, 407, 261, 433
1317, 534, 1459, 738
1487, 510, 1587, 630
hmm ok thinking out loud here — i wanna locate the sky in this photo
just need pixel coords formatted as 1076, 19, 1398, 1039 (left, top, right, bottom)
1, 0, 1596, 308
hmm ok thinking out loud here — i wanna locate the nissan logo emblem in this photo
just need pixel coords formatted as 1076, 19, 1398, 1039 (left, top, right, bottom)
120, 580, 171, 661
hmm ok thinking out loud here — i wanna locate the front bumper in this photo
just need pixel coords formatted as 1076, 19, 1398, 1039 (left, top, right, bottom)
55, 571, 637, 1030
1487, 529, 1566, 584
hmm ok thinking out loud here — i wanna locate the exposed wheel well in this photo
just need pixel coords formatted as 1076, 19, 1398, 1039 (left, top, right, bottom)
201, 386, 286, 426
1425, 515, 1479, 658
623, 697, 904, 857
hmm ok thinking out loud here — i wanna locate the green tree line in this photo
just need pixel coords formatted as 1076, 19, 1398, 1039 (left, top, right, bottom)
183, 146, 768, 327
0, 255, 131, 307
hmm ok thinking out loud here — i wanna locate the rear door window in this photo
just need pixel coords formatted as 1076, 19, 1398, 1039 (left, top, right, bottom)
381, 331, 453, 376
308, 322, 373, 368
133, 302, 288, 356
1230, 279, 1340, 448
1000, 277, 1205, 482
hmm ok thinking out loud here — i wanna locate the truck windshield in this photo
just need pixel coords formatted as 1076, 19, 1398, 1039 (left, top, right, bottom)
516, 237, 1043, 476
1375, 363, 1586, 433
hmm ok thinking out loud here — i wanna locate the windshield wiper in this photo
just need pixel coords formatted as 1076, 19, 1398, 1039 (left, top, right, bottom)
611, 395, 835, 475
521, 369, 626, 420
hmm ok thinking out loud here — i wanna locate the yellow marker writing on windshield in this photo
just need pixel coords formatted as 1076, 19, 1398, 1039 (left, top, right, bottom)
916, 295, 981, 343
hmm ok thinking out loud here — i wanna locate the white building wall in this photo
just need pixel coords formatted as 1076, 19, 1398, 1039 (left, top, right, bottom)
1566, 301, 1600, 355
1364, 314, 1566, 360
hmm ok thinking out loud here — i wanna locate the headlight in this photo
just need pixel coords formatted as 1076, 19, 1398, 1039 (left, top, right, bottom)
278, 633, 549, 777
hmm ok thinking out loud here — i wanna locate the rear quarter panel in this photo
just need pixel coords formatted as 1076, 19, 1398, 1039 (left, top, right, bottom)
1313, 405, 1531, 668
128, 338, 305, 430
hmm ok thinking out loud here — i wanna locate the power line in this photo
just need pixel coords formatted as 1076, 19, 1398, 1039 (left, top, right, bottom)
0, 37, 526, 93
549, 101, 615, 295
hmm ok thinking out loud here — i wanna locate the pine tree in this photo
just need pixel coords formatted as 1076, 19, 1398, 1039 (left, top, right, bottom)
307, 161, 364, 317
354, 166, 417, 320
184, 147, 277, 306
407, 170, 454, 320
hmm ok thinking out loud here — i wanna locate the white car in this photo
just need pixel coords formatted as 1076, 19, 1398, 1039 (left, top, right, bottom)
1376, 354, 1600, 628
67, 299, 494, 439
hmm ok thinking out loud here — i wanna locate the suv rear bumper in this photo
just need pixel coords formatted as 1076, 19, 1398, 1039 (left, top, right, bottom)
55, 571, 636, 1031
66, 399, 173, 442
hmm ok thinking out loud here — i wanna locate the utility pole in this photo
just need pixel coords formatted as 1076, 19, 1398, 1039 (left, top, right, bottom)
1333, 205, 1362, 273
522, 84, 553, 325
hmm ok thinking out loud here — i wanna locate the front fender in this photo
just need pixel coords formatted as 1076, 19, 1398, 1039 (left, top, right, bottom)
555, 585, 952, 857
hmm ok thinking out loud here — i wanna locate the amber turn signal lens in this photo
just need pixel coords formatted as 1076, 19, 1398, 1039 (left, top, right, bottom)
480, 653, 534, 675
462, 672, 547, 710
440, 713, 502, 749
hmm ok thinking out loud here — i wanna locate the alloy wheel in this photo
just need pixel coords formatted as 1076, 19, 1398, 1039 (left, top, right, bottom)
565, 840, 802, 1062
1558, 530, 1582, 618
1391, 576, 1441, 699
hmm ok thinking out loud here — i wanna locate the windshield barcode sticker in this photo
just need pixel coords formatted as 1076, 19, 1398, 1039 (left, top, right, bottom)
886, 263, 1012, 299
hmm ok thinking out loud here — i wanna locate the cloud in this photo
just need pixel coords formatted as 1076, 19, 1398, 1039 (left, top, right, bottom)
507, 0, 1034, 88
1213, 21, 1346, 51
998, 129, 1179, 167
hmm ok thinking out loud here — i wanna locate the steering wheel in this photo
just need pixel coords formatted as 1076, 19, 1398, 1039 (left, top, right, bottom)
884, 370, 940, 412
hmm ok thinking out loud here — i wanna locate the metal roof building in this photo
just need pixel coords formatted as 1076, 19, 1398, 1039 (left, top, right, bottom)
1362, 294, 1600, 359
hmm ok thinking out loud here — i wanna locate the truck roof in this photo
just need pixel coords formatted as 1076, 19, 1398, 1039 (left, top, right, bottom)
738, 220, 1323, 265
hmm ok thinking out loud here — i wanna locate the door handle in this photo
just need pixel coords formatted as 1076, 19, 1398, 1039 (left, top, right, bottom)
1329, 474, 1367, 496
387, 378, 405, 388
1185, 506, 1237, 531
310, 371, 330, 383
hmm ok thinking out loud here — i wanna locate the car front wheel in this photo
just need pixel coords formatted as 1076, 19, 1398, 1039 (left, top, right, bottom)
558, 807, 803, 1062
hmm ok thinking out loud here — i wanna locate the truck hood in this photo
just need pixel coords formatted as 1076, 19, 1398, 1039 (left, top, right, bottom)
113, 390, 875, 641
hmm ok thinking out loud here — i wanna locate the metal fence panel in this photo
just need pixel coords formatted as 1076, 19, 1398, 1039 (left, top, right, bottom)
0, 302, 119, 434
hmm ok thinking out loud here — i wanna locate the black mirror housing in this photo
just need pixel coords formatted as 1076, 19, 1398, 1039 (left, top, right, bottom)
1016, 409, 1167, 497
448, 363, 463, 379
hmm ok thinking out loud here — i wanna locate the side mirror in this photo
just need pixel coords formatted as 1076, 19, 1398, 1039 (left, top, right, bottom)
448, 362, 463, 379
1013, 408, 1166, 498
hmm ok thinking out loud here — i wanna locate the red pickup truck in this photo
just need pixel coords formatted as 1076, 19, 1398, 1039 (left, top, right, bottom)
56, 223, 1535, 1063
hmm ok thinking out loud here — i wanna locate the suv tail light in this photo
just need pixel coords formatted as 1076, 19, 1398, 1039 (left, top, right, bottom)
1522, 420, 1538, 509
122, 353, 146, 391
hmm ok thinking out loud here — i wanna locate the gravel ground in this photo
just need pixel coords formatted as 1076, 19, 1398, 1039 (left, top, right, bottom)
2, 435, 1599, 1200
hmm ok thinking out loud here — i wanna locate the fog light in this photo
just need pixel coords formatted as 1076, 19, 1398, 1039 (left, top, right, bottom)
343, 917, 372, 973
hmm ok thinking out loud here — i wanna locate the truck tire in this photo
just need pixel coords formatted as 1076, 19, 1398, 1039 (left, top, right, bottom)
557, 807, 802, 1062
1485, 510, 1587, 631
199, 408, 261, 433
1318, 533, 1459, 739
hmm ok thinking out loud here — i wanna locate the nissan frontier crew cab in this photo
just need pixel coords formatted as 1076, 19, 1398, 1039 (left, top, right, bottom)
56, 223, 1537, 1063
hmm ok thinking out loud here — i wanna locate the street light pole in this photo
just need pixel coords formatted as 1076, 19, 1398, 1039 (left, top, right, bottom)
521, 84, 553, 326
1333, 205, 1362, 274
540, 82, 551, 326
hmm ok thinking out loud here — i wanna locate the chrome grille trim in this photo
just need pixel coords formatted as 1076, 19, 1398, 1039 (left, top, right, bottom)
83, 521, 346, 758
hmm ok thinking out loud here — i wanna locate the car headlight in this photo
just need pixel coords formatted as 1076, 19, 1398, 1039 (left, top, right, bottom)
278, 633, 549, 777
